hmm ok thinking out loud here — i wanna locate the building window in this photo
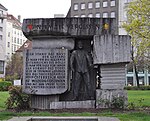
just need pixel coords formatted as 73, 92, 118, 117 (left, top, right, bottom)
81, 3, 86, 10
88, 13, 93, 18
110, 0, 116, 6
0, 35, 2, 40
95, 13, 101, 18
74, 15, 79, 17
103, 1, 108, 7
103, 12, 108, 18
0, 61, 4, 74
17, 38, 19, 44
81, 14, 86, 17
95, 1, 100, 8
139, 77, 145, 85
124, 11, 127, 19
8, 42, 10, 47
88, 2, 93, 9
74, 3, 78, 10
20, 39, 22, 45
124, 0, 132, 3
14, 37, 16, 43
0, 10, 3, 15
0, 19, 3, 23
14, 45, 16, 52
110, 12, 116, 18
12, 44, 14, 52
127, 77, 133, 86
8, 32, 10, 37
0, 27, 2, 31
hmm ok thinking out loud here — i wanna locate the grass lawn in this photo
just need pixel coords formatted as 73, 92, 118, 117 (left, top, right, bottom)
0, 90, 150, 121
0, 91, 9, 110
128, 90, 150, 107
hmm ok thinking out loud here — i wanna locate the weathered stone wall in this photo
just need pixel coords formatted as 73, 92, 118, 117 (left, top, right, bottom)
100, 63, 126, 90
96, 89, 127, 108
93, 35, 131, 64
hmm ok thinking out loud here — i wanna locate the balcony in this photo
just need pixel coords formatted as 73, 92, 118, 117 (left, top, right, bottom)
0, 14, 7, 19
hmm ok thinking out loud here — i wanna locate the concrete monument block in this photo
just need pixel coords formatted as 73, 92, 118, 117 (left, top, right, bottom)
32, 38, 74, 50
21, 18, 130, 109
22, 18, 116, 38
50, 100, 95, 109
93, 35, 131, 64
100, 63, 126, 90
96, 89, 128, 108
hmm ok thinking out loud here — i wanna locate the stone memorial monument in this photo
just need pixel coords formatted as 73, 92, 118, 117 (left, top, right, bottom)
22, 18, 131, 109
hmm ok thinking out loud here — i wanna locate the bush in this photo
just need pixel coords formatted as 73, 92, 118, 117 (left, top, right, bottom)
5, 86, 30, 110
111, 96, 125, 109
0, 81, 12, 91
124, 86, 150, 90
0, 78, 5, 82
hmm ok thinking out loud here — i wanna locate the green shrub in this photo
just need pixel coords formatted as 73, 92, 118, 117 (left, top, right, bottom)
125, 86, 150, 90
5, 86, 30, 110
0, 81, 12, 91
111, 96, 125, 109
128, 102, 136, 110
0, 78, 5, 82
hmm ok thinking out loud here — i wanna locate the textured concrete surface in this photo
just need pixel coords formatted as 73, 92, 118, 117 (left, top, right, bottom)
7, 116, 120, 121
50, 100, 95, 109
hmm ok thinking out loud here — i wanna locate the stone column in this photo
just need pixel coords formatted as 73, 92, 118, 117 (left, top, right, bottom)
93, 35, 131, 108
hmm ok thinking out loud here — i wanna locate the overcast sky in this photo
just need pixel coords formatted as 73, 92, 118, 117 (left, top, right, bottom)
1, 0, 71, 21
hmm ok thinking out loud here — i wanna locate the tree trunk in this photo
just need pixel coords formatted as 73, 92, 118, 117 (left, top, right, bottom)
133, 63, 140, 87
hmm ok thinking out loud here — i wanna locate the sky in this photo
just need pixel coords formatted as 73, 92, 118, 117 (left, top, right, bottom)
1, 0, 71, 21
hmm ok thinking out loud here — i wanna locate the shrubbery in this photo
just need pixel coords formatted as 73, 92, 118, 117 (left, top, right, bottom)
0, 81, 12, 91
5, 86, 30, 110
0, 78, 5, 82
125, 86, 150, 90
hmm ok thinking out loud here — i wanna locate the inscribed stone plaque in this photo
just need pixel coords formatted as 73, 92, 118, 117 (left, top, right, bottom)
23, 49, 68, 95
22, 18, 116, 38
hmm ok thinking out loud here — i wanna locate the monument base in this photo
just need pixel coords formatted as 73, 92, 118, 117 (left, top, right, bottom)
31, 95, 59, 109
96, 89, 128, 108
50, 100, 95, 109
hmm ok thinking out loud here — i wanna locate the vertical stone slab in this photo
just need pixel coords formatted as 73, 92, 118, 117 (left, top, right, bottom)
93, 35, 131, 64
96, 89, 128, 108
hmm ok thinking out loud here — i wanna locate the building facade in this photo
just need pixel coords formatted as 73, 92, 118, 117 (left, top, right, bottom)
70, 0, 133, 35
70, 0, 119, 33
0, 4, 7, 78
126, 67, 150, 86
6, 14, 27, 61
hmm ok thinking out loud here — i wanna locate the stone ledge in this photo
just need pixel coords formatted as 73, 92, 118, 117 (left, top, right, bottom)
8, 116, 120, 121
50, 100, 95, 109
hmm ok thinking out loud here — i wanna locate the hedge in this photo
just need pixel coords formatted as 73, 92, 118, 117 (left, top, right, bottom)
0, 81, 12, 91
124, 86, 150, 90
